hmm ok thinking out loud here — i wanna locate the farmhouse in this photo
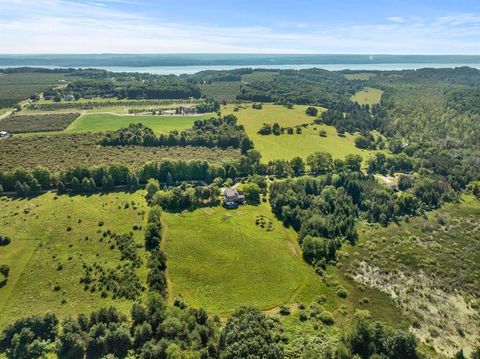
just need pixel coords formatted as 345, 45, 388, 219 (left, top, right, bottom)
222, 188, 245, 209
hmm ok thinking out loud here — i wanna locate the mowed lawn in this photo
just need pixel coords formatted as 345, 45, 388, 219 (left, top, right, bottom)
66, 113, 214, 134
0, 192, 148, 328
222, 103, 370, 162
163, 203, 326, 315
351, 87, 384, 106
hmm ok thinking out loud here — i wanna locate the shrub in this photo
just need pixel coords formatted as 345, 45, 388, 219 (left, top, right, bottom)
279, 305, 290, 316
319, 311, 334, 325
336, 286, 348, 298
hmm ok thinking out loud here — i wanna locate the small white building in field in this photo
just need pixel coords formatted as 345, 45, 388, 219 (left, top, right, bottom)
0, 131, 9, 138
161, 109, 177, 116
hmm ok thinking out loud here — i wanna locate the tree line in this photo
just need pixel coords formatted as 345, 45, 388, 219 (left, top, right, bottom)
100, 115, 253, 153
0, 297, 430, 359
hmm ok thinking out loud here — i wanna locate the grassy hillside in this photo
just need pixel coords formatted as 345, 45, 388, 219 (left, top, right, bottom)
0, 191, 148, 328
222, 103, 371, 162
351, 87, 384, 106
163, 203, 326, 315
66, 113, 214, 134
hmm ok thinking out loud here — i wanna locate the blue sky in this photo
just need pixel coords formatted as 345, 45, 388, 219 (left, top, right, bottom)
1, 0, 480, 54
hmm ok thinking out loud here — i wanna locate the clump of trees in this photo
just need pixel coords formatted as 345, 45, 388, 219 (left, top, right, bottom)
338, 316, 419, 359
269, 160, 423, 267
219, 307, 283, 359
0, 297, 219, 359
100, 115, 254, 153
305, 106, 318, 116
144, 206, 168, 297
321, 104, 388, 134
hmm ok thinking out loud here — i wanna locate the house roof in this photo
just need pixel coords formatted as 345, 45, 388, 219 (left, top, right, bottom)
223, 188, 239, 197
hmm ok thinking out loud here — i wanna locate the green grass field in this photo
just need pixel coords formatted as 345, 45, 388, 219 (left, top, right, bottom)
163, 203, 326, 315
344, 73, 376, 80
222, 103, 372, 162
351, 87, 384, 106
66, 113, 214, 133
0, 191, 149, 328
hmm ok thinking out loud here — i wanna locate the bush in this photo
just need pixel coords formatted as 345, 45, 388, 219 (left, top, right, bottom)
306, 107, 318, 116
279, 305, 290, 316
336, 286, 348, 298
0, 236, 11, 247
319, 311, 334, 325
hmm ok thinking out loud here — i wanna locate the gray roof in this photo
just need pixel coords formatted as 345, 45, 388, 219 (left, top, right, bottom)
223, 188, 239, 197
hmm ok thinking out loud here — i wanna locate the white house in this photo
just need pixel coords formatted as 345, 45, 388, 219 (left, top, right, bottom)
0, 131, 9, 138
222, 188, 246, 209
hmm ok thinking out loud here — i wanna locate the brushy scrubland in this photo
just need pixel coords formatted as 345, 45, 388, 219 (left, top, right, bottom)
339, 195, 480, 357
0, 133, 240, 173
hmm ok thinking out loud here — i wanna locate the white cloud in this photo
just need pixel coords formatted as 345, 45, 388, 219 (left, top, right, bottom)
0, 1, 479, 54
386, 16, 406, 23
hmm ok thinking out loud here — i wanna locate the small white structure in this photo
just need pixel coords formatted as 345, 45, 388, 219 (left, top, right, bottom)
161, 109, 177, 116
0, 131, 9, 138
64, 94, 75, 101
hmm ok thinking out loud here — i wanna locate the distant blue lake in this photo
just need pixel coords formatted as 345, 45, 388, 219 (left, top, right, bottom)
1, 63, 480, 75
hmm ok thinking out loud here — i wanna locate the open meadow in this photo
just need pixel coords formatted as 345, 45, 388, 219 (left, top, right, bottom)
163, 203, 326, 314
0, 191, 149, 328
66, 113, 214, 133
222, 103, 372, 162
351, 87, 384, 106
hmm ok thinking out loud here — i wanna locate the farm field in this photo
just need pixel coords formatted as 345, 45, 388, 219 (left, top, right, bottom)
163, 203, 326, 315
0, 72, 67, 108
0, 133, 241, 172
351, 87, 384, 106
0, 191, 148, 328
66, 113, 214, 133
222, 103, 372, 162
0, 113, 80, 133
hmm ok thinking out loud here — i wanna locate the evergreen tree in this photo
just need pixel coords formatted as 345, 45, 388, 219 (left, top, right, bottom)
71, 177, 81, 194
205, 169, 212, 184
57, 180, 67, 195
30, 178, 42, 193
166, 172, 173, 186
